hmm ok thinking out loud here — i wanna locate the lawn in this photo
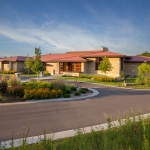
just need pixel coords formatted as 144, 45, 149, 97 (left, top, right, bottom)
57, 76, 150, 89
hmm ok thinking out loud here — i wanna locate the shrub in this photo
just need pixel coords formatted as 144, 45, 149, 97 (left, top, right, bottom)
64, 94, 70, 98
70, 86, 76, 91
93, 76, 115, 82
135, 78, 145, 85
44, 71, 51, 76
51, 80, 66, 93
2, 70, 17, 74
8, 75, 21, 86
24, 88, 63, 100
82, 88, 88, 91
120, 72, 125, 78
0, 77, 8, 95
0, 95, 8, 102
66, 89, 71, 94
80, 89, 87, 94
22, 81, 51, 90
79, 74, 93, 79
8, 86, 24, 98
74, 91, 81, 96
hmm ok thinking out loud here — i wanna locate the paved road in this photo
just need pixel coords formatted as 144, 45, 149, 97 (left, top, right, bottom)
0, 82, 150, 141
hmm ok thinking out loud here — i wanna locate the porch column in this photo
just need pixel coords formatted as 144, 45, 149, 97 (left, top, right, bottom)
9, 62, 12, 70
81, 63, 85, 72
0, 62, 2, 71
57, 62, 60, 74
16, 62, 18, 71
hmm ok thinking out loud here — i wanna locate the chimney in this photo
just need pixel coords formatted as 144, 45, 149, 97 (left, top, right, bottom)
100, 46, 108, 52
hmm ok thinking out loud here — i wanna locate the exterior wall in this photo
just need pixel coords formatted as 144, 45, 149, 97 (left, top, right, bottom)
11, 62, 17, 70
45, 62, 59, 74
86, 58, 121, 77
17, 62, 26, 72
3, 63, 9, 71
124, 62, 150, 76
81, 62, 88, 73
0, 62, 3, 70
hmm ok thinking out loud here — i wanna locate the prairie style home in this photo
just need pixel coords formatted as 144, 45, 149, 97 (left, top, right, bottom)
0, 46, 150, 77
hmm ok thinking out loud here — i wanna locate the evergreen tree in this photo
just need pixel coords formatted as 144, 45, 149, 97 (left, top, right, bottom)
32, 47, 44, 78
24, 54, 33, 74
98, 56, 112, 75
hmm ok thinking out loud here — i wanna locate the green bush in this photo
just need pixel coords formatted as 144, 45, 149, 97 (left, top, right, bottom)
64, 94, 70, 98
66, 89, 71, 94
0, 81, 8, 95
44, 71, 51, 76
82, 88, 88, 91
70, 86, 76, 91
51, 80, 66, 93
22, 81, 51, 90
93, 76, 115, 82
8, 86, 24, 98
74, 91, 81, 96
80, 89, 87, 94
79, 74, 93, 79
2, 70, 17, 74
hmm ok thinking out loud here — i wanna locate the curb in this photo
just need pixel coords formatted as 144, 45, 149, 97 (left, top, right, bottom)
1, 113, 149, 149
0, 88, 99, 106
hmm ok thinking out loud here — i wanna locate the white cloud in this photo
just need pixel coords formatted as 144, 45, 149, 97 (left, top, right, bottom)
0, 20, 149, 56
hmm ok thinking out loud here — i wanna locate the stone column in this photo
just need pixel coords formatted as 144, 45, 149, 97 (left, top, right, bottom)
9, 62, 12, 70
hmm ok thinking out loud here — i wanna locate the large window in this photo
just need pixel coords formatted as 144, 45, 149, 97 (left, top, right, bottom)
59, 62, 81, 72
95, 58, 102, 70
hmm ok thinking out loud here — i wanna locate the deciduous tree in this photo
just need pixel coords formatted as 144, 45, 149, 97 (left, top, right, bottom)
24, 54, 33, 74
31, 47, 44, 78
98, 56, 112, 75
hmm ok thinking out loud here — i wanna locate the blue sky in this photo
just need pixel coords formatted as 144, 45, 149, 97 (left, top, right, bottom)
0, 0, 150, 57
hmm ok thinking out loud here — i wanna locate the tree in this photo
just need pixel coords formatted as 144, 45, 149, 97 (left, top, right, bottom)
136, 61, 150, 85
137, 51, 150, 57
24, 54, 33, 74
31, 47, 45, 78
98, 56, 112, 75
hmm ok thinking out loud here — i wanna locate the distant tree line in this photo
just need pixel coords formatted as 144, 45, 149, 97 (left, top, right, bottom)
137, 51, 150, 57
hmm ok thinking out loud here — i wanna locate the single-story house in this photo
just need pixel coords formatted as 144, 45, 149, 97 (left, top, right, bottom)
0, 56, 33, 72
0, 46, 150, 77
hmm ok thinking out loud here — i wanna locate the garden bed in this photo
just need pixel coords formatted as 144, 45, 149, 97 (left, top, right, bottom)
0, 75, 93, 103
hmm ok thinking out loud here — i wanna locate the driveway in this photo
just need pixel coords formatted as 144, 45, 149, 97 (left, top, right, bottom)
0, 82, 150, 141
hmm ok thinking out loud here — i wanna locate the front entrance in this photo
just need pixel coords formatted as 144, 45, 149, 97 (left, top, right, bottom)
59, 62, 81, 73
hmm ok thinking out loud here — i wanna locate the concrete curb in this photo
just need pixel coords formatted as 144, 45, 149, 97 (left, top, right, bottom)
1, 113, 149, 149
0, 88, 99, 106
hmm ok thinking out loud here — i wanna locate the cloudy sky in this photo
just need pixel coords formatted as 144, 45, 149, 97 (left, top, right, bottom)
0, 0, 150, 57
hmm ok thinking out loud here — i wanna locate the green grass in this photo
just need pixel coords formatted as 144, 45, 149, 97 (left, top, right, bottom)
57, 76, 150, 89
2, 109, 150, 150
125, 77, 136, 83
57, 76, 123, 87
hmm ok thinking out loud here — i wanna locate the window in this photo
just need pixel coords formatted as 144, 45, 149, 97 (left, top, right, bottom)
95, 58, 102, 70
121, 58, 124, 71
74, 63, 81, 72
59, 62, 81, 72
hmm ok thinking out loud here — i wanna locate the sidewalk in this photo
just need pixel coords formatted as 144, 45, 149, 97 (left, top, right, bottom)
20, 76, 57, 82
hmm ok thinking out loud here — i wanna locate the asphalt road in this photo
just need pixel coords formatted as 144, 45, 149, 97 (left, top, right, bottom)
0, 82, 150, 141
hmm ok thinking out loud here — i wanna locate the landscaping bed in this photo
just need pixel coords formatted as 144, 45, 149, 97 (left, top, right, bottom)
0, 75, 92, 103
